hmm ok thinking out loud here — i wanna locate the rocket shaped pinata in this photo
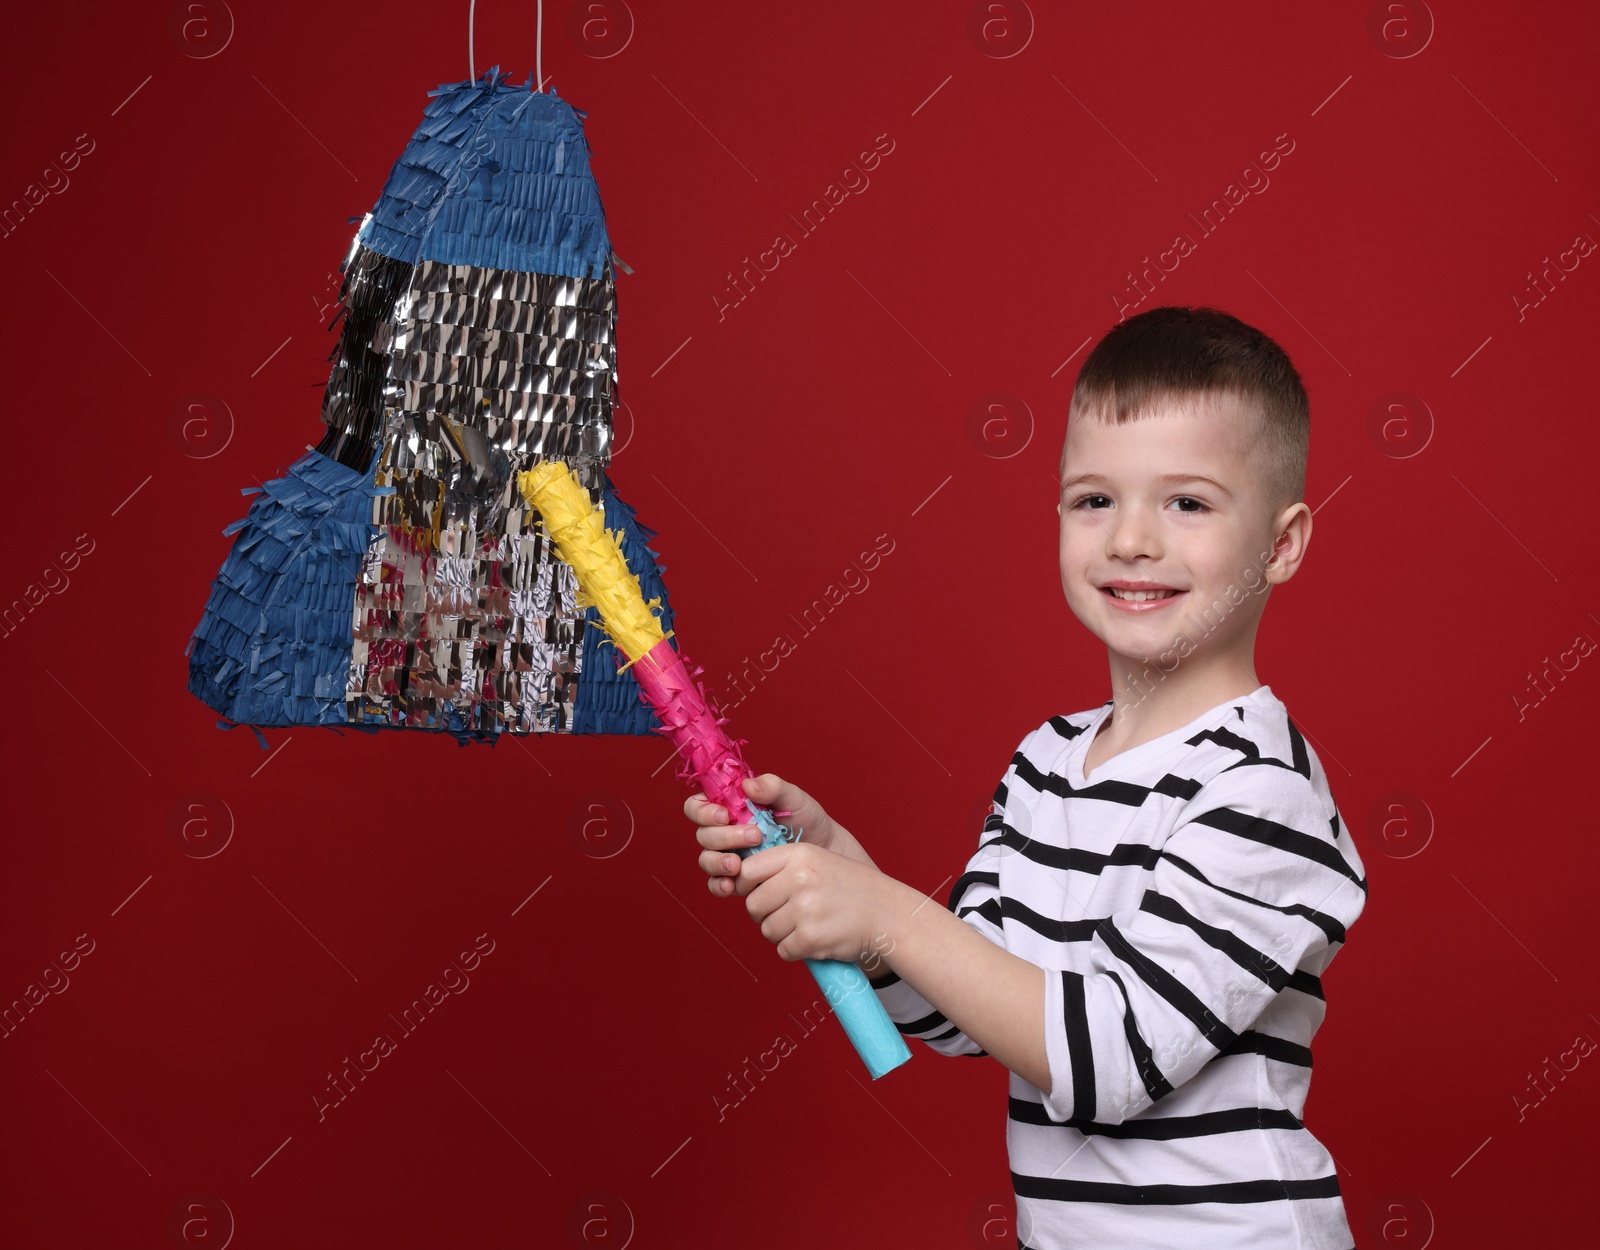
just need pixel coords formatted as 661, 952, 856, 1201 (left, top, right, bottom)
187, 67, 670, 744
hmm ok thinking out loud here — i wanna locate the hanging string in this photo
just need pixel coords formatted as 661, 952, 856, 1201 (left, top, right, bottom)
468, 1, 545, 91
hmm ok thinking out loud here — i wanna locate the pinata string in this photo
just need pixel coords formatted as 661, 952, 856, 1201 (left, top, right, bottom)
470, 1, 546, 91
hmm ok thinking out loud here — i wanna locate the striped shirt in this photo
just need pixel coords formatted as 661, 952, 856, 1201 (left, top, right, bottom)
870, 685, 1368, 1249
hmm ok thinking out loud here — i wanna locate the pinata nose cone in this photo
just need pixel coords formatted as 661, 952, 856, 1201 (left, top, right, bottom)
358, 64, 613, 281
185, 71, 673, 744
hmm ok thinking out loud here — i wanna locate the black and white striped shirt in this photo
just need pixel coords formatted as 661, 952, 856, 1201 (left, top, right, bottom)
871, 685, 1368, 1249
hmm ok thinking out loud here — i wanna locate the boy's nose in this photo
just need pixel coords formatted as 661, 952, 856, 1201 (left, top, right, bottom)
1104, 510, 1162, 561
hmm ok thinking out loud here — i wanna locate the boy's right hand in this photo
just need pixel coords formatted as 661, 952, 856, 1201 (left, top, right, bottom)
686, 773, 858, 898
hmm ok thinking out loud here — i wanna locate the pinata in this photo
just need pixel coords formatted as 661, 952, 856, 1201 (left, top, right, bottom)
186, 66, 664, 744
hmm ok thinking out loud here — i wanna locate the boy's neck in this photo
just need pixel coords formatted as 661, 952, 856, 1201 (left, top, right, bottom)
1096, 652, 1263, 752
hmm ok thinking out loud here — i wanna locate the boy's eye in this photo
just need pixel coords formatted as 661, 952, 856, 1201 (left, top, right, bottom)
1170, 496, 1209, 513
1068, 494, 1111, 510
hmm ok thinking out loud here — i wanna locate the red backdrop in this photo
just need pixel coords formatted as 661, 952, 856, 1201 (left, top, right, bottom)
2, 2, 1597, 1246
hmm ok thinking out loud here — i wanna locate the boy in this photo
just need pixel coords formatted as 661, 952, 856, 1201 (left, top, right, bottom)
687, 305, 1368, 1249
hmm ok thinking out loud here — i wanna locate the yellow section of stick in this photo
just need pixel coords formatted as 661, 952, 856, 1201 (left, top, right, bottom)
516, 460, 672, 672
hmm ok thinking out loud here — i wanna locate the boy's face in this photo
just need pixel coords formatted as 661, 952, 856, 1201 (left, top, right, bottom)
1057, 392, 1299, 672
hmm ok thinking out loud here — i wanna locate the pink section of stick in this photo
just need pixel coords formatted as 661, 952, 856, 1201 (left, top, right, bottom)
628, 636, 758, 823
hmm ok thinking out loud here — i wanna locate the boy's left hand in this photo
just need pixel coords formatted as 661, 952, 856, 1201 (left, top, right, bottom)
732, 841, 891, 966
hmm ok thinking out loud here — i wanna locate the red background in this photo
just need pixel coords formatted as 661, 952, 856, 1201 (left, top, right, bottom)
2, 2, 1597, 1247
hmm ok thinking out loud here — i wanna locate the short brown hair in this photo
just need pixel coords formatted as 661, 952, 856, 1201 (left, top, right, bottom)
1062, 305, 1310, 510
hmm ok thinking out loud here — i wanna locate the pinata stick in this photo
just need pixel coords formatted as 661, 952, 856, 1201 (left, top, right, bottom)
518, 460, 912, 1081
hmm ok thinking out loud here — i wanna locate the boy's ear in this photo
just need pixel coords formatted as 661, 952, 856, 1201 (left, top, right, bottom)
1263, 501, 1313, 585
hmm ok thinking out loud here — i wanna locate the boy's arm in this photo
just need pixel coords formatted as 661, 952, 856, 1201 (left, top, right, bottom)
828, 817, 1045, 1076
866, 873, 1050, 1091
832, 730, 1058, 1062
834, 748, 1369, 1125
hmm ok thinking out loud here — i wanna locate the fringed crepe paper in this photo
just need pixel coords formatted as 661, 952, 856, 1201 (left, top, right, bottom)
186, 67, 668, 745
520, 459, 914, 1081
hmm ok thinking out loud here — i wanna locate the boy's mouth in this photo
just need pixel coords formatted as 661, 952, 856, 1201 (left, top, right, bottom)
1098, 581, 1185, 611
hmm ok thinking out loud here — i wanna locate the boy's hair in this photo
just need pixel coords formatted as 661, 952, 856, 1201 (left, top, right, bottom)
1063, 305, 1310, 512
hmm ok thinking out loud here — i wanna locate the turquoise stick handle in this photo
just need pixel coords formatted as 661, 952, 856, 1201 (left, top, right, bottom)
737, 805, 912, 1080
801, 956, 913, 1080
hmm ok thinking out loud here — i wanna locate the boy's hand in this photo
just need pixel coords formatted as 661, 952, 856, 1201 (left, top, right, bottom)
732, 841, 892, 966
686, 773, 871, 899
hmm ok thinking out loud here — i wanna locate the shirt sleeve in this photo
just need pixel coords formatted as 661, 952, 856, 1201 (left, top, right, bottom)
1038, 762, 1369, 1125
869, 727, 1043, 1058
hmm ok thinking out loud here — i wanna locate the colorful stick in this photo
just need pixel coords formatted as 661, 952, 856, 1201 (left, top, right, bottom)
518, 460, 912, 1080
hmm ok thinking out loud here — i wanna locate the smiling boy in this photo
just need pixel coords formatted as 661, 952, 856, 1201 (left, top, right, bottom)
689, 306, 1368, 1249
